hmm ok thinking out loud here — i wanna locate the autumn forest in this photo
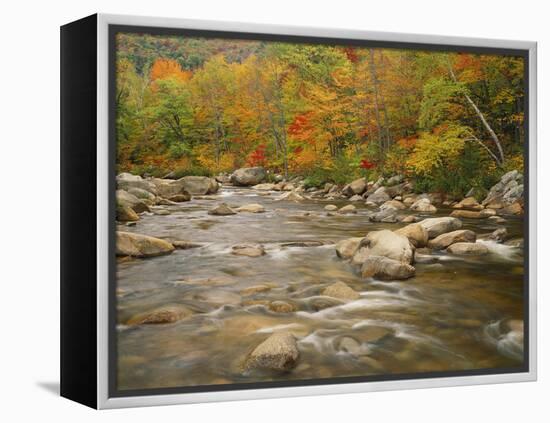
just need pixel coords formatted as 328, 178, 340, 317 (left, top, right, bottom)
116, 33, 525, 197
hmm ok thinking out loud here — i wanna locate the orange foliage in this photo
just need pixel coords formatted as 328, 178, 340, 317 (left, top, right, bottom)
150, 58, 191, 82
397, 136, 418, 150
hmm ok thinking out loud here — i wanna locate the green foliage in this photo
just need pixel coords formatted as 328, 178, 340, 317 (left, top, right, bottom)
170, 166, 212, 178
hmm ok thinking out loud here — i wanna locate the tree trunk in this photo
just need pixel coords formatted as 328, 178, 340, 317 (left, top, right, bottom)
448, 63, 505, 165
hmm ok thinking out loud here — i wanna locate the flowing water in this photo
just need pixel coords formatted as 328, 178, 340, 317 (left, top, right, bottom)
116, 186, 525, 391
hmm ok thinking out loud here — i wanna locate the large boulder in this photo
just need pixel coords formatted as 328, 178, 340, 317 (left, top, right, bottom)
152, 178, 191, 199
418, 217, 462, 239
116, 232, 175, 258
127, 187, 156, 204
179, 176, 219, 195
117, 173, 158, 195
116, 189, 150, 213
394, 223, 429, 248
352, 230, 414, 265
343, 178, 367, 196
428, 230, 477, 250
244, 332, 300, 371
482, 170, 524, 208
322, 282, 360, 301
447, 242, 489, 255
231, 167, 267, 186
361, 256, 415, 280
335, 237, 363, 260
365, 187, 390, 205
126, 304, 193, 325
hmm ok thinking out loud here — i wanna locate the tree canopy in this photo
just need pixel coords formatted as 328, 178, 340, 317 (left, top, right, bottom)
115, 32, 525, 195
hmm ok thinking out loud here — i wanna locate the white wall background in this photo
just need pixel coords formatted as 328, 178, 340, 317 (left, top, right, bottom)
0, 0, 546, 421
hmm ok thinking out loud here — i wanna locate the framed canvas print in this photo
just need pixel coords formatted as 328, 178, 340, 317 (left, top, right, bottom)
60, 13, 537, 409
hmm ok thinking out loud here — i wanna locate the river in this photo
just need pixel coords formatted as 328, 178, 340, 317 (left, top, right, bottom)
116, 185, 525, 391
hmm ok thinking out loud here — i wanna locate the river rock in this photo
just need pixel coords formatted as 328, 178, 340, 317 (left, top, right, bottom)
428, 230, 477, 250
244, 332, 299, 372
156, 198, 178, 206
236, 203, 265, 213
117, 173, 158, 195
116, 189, 151, 213
182, 176, 219, 195
482, 170, 524, 209
410, 198, 437, 212
241, 284, 273, 296
232, 243, 266, 257
116, 231, 175, 258
322, 282, 360, 301
117, 205, 139, 222
338, 204, 357, 214
172, 240, 203, 249
361, 256, 415, 280
498, 202, 523, 216
153, 209, 171, 216
127, 187, 156, 203
343, 178, 367, 196
352, 230, 414, 265
386, 175, 404, 186
453, 197, 483, 210
231, 167, 267, 186
215, 173, 231, 184
324, 204, 338, 211
402, 195, 417, 206
447, 242, 489, 255
126, 304, 193, 325
418, 217, 462, 238
349, 194, 363, 202
208, 203, 237, 215
380, 199, 406, 211
253, 183, 277, 190
269, 301, 298, 313
399, 215, 418, 223
335, 237, 363, 260
168, 193, 191, 202
152, 178, 191, 199
480, 208, 497, 217
394, 223, 428, 248
368, 208, 397, 223
276, 191, 304, 202
488, 215, 507, 224
450, 210, 484, 219
188, 289, 242, 306
489, 227, 508, 243
365, 187, 390, 205
505, 238, 524, 248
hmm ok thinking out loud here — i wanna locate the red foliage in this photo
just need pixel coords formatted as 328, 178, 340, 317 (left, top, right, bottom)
342, 47, 359, 64
247, 144, 267, 167
288, 113, 310, 136
359, 159, 376, 170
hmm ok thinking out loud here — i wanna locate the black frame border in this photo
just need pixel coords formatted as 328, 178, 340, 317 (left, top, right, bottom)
108, 23, 530, 399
